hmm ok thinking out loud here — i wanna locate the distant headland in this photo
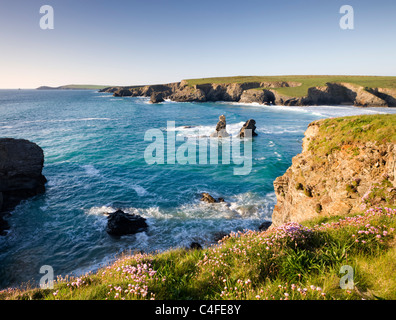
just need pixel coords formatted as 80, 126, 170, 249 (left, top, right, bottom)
36, 84, 110, 90
99, 75, 396, 107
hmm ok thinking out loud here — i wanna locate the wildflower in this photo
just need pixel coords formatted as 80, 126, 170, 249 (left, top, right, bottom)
255, 295, 261, 299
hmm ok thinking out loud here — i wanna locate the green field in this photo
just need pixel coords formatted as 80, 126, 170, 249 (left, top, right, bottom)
185, 75, 396, 97
309, 114, 396, 156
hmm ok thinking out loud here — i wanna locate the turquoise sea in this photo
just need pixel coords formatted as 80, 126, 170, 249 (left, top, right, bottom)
0, 89, 395, 289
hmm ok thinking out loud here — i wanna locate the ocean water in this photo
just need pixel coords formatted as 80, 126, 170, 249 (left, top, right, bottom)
0, 89, 395, 289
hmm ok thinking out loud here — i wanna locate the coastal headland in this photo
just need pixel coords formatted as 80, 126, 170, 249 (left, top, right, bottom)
99, 75, 396, 107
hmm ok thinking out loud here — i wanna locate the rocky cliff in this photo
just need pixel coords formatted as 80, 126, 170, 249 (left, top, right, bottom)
0, 138, 47, 235
271, 114, 396, 227
100, 80, 396, 107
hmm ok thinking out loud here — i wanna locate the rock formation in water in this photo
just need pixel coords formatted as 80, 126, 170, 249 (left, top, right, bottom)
150, 92, 164, 103
271, 115, 396, 227
210, 115, 230, 138
0, 138, 47, 235
200, 192, 225, 203
106, 209, 148, 236
239, 119, 258, 138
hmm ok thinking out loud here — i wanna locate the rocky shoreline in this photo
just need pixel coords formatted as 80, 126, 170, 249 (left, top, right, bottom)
271, 115, 396, 227
0, 138, 47, 235
100, 80, 396, 107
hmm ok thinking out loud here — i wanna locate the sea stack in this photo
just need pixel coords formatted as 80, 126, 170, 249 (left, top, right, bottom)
0, 138, 47, 235
239, 119, 258, 138
210, 115, 230, 138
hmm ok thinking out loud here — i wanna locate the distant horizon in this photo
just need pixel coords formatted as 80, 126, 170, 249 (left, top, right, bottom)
2, 73, 396, 90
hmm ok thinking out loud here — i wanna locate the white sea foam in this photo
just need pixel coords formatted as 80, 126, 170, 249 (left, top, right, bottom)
131, 185, 149, 197
82, 164, 100, 176
86, 191, 274, 222
166, 122, 246, 139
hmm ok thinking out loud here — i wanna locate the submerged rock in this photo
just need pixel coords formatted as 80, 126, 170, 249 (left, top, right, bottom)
106, 209, 148, 236
200, 192, 226, 204
258, 221, 272, 231
190, 242, 202, 250
213, 231, 228, 242
0, 138, 47, 235
200, 192, 217, 203
239, 119, 258, 138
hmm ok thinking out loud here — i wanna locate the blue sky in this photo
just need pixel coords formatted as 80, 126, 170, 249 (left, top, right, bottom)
0, 0, 395, 88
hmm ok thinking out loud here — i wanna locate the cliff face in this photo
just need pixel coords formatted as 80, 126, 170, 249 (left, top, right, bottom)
0, 138, 47, 235
271, 115, 396, 227
100, 81, 396, 107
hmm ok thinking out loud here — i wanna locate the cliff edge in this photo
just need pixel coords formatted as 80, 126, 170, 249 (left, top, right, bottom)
0, 138, 47, 235
100, 76, 396, 107
272, 114, 396, 227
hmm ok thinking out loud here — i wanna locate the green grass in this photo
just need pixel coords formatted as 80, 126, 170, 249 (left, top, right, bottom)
184, 75, 396, 97
2, 206, 396, 301
308, 114, 396, 157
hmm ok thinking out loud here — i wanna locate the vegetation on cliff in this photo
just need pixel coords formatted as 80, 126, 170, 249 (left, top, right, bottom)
185, 75, 396, 97
308, 114, 396, 156
1, 206, 396, 300
103, 75, 396, 107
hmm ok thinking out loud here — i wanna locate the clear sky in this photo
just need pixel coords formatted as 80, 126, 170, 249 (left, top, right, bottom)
0, 0, 395, 88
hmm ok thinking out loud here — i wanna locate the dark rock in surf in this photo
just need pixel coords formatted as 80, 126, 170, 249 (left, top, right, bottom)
239, 119, 258, 138
213, 231, 228, 242
200, 193, 226, 204
200, 192, 217, 203
106, 209, 148, 236
258, 221, 272, 231
190, 242, 203, 250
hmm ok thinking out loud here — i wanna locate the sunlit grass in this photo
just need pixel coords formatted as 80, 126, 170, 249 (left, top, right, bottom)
2, 206, 396, 300
184, 75, 396, 97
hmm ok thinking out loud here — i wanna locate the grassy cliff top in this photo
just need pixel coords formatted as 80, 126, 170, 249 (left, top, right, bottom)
184, 75, 396, 97
309, 114, 396, 156
2, 206, 396, 300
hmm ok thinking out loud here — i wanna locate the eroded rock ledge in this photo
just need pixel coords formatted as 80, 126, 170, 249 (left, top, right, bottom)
100, 81, 396, 107
271, 115, 396, 227
0, 138, 47, 235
